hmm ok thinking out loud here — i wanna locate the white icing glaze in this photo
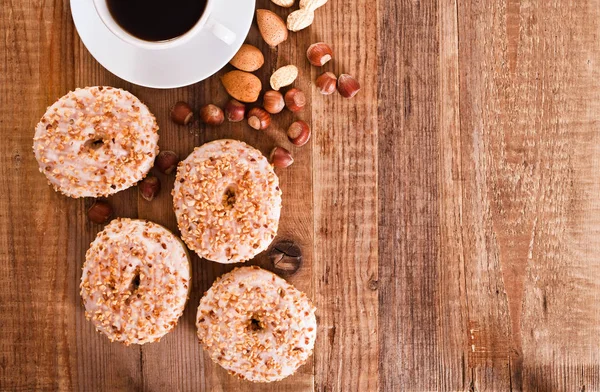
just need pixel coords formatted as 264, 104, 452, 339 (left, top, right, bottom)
80, 219, 190, 345
33, 86, 159, 198
173, 139, 282, 264
196, 266, 317, 382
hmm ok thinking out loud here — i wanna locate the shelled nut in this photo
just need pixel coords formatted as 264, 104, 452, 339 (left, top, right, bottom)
271, 0, 295, 8
300, 0, 328, 11
229, 44, 264, 72
287, 9, 314, 32
155, 151, 179, 174
337, 74, 361, 98
315, 72, 337, 95
256, 9, 288, 47
221, 70, 262, 103
199, 104, 224, 126
269, 146, 294, 168
263, 90, 285, 114
138, 176, 161, 201
170, 101, 194, 125
87, 200, 113, 224
247, 108, 271, 130
270, 65, 298, 91
224, 99, 246, 122
284, 88, 306, 112
306, 43, 333, 66
287, 120, 311, 146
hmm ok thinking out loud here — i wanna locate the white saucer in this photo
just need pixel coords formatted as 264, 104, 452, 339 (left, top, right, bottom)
70, 0, 255, 89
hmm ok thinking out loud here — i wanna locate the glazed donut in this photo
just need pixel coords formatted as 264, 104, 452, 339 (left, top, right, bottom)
173, 139, 282, 264
33, 86, 159, 198
80, 218, 191, 345
196, 266, 317, 382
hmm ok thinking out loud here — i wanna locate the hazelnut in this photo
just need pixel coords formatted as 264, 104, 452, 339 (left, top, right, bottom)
287, 120, 311, 147
155, 150, 179, 174
224, 99, 246, 122
315, 72, 337, 95
284, 88, 306, 112
263, 90, 285, 114
199, 104, 225, 126
87, 200, 113, 224
138, 176, 161, 201
337, 74, 361, 98
247, 108, 271, 130
269, 146, 294, 168
306, 42, 333, 66
170, 101, 194, 125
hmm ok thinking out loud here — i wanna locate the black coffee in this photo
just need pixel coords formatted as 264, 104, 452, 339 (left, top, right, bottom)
107, 0, 207, 42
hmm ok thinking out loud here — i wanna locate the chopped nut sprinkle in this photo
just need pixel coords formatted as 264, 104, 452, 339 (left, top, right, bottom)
173, 140, 282, 264
32, 87, 159, 198
80, 218, 191, 345
196, 266, 317, 382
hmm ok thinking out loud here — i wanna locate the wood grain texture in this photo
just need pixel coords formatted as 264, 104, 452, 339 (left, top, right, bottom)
378, 1, 451, 391
379, 0, 600, 391
4, 0, 600, 390
311, 0, 379, 390
459, 0, 600, 390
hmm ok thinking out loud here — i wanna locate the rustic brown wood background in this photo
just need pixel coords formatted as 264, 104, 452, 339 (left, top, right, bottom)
2, 0, 600, 390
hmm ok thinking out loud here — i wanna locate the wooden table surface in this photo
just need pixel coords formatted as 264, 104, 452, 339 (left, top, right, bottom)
2, 0, 600, 391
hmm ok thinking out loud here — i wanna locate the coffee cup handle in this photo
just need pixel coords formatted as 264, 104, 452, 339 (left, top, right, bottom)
206, 18, 236, 45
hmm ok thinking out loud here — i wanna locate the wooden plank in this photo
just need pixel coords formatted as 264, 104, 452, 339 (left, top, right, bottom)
378, 0, 466, 390
379, 0, 600, 389
311, 0, 379, 390
457, 0, 519, 386
438, 0, 470, 390
2, 0, 141, 390
457, 0, 600, 390
5, 1, 59, 391
517, 0, 600, 385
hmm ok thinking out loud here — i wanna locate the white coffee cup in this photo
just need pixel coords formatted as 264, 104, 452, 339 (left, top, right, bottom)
93, 0, 236, 50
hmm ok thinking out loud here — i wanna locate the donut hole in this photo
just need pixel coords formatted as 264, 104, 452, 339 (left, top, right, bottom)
222, 185, 238, 209
84, 137, 106, 150
126, 268, 142, 295
131, 273, 141, 290
248, 316, 264, 332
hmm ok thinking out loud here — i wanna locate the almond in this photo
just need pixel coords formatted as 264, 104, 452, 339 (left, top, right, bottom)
271, 0, 294, 7
229, 44, 264, 72
299, 0, 327, 11
256, 9, 288, 47
270, 65, 298, 91
287, 9, 314, 32
221, 71, 262, 103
